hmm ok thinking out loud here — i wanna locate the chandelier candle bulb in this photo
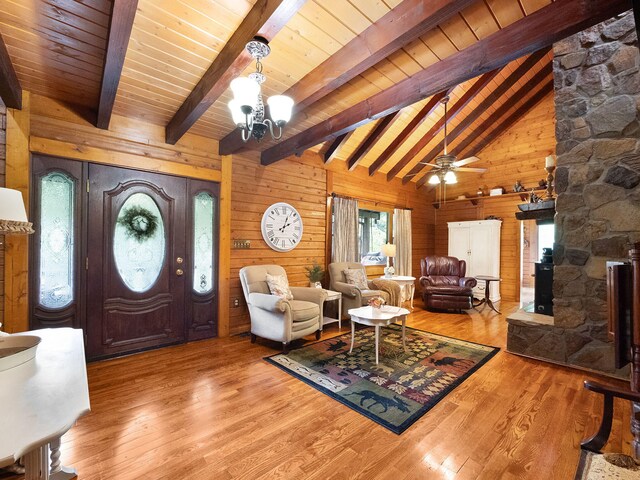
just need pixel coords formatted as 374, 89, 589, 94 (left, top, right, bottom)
230, 77, 260, 112
267, 95, 294, 125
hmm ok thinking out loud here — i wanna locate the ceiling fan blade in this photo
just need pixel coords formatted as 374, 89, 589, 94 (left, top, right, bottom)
452, 156, 480, 167
416, 162, 441, 168
455, 167, 487, 172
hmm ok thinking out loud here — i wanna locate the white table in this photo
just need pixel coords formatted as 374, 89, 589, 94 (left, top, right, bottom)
348, 305, 410, 364
379, 275, 417, 309
322, 289, 343, 328
0, 328, 91, 479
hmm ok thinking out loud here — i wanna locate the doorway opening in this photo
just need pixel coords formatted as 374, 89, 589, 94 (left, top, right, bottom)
520, 219, 555, 311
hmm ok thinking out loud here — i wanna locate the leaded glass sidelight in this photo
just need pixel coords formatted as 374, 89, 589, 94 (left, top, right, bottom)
39, 172, 75, 308
113, 193, 166, 293
193, 192, 215, 294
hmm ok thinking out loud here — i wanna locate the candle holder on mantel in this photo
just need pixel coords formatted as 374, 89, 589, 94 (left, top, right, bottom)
545, 155, 556, 200
545, 165, 556, 200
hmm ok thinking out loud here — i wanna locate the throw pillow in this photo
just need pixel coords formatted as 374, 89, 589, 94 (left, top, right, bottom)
266, 273, 293, 300
344, 268, 368, 290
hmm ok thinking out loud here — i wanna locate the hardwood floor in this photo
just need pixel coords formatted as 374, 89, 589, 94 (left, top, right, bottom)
2, 301, 633, 479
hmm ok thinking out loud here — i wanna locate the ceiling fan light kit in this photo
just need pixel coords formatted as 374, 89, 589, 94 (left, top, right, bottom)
420, 96, 485, 203
227, 37, 294, 143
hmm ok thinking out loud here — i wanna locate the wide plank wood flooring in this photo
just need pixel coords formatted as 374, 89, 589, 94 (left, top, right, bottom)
2, 301, 633, 479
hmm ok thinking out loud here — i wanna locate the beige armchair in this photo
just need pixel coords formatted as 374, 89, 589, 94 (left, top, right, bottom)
239, 265, 327, 353
328, 262, 390, 319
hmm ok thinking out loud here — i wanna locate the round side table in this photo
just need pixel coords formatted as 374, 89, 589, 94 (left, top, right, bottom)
474, 275, 501, 314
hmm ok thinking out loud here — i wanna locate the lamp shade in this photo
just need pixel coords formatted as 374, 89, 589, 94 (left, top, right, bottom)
228, 99, 247, 127
444, 170, 457, 184
0, 187, 34, 234
381, 243, 396, 258
267, 95, 294, 125
428, 174, 441, 185
230, 76, 260, 110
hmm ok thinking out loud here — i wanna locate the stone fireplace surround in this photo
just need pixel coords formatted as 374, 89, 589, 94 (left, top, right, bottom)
507, 11, 640, 376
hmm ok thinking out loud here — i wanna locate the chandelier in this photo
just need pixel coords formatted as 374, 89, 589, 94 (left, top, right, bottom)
228, 37, 294, 143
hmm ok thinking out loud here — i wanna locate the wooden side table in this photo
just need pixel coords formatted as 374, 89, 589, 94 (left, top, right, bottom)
475, 275, 501, 314
378, 275, 416, 309
322, 289, 343, 328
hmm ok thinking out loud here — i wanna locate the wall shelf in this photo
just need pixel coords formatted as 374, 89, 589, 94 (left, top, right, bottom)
432, 191, 535, 209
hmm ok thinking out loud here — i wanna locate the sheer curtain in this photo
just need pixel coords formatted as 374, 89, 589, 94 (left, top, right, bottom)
332, 196, 359, 263
393, 208, 412, 276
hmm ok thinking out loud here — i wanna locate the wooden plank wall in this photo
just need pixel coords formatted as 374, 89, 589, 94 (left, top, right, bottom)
229, 151, 435, 335
433, 94, 556, 302
29, 95, 223, 175
0, 100, 5, 329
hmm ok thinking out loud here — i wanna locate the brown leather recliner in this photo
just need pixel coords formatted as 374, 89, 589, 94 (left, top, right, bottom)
420, 256, 478, 311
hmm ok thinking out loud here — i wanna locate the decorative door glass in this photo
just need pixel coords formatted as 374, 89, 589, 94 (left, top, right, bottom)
113, 193, 166, 293
38, 172, 75, 308
193, 192, 214, 294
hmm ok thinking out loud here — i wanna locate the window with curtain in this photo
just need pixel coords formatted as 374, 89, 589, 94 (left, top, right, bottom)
358, 208, 390, 265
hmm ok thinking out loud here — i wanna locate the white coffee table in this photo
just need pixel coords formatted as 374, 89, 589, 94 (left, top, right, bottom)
379, 275, 417, 309
348, 305, 410, 364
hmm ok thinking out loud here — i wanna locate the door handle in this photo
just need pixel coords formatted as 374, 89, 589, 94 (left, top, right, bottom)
176, 269, 184, 276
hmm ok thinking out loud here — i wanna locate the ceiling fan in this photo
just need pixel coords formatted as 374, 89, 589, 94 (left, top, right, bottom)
408, 96, 486, 191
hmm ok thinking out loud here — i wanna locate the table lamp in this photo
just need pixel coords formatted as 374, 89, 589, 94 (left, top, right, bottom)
0, 187, 34, 235
381, 243, 396, 278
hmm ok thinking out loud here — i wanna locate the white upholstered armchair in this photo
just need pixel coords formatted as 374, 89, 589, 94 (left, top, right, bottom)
239, 265, 327, 353
328, 262, 390, 319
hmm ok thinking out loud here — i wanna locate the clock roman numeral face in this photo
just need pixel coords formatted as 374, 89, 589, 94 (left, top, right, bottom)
262, 203, 304, 252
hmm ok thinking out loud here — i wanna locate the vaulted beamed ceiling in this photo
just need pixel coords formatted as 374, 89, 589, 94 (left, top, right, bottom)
0, 0, 633, 186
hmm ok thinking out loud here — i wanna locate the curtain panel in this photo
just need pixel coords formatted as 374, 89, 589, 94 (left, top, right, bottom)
393, 208, 412, 276
332, 197, 359, 263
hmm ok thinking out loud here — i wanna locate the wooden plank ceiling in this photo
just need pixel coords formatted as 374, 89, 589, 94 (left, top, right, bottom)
0, 0, 629, 184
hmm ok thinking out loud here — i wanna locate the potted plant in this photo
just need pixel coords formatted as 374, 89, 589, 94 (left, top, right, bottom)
305, 262, 324, 288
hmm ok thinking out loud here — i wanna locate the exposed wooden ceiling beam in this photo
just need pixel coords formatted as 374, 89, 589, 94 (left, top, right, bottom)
415, 64, 553, 187
448, 69, 553, 163
368, 91, 448, 177
96, 0, 139, 129
458, 82, 555, 163
323, 132, 353, 164
347, 111, 400, 171
402, 50, 549, 185
0, 32, 21, 109
219, 0, 476, 155
165, 0, 305, 145
260, 0, 630, 167
386, 69, 499, 182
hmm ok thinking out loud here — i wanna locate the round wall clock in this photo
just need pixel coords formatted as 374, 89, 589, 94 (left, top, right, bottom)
261, 202, 303, 252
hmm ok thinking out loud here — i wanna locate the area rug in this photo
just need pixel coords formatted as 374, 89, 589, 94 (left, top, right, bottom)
575, 450, 640, 480
265, 324, 499, 434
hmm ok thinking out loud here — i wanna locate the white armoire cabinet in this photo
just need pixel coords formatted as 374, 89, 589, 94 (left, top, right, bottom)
448, 220, 502, 302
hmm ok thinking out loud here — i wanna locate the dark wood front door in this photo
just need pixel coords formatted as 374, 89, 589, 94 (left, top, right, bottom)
30, 158, 219, 360
86, 165, 187, 359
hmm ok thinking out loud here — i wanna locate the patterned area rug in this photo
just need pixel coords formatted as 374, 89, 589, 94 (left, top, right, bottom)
265, 324, 499, 434
575, 450, 640, 480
